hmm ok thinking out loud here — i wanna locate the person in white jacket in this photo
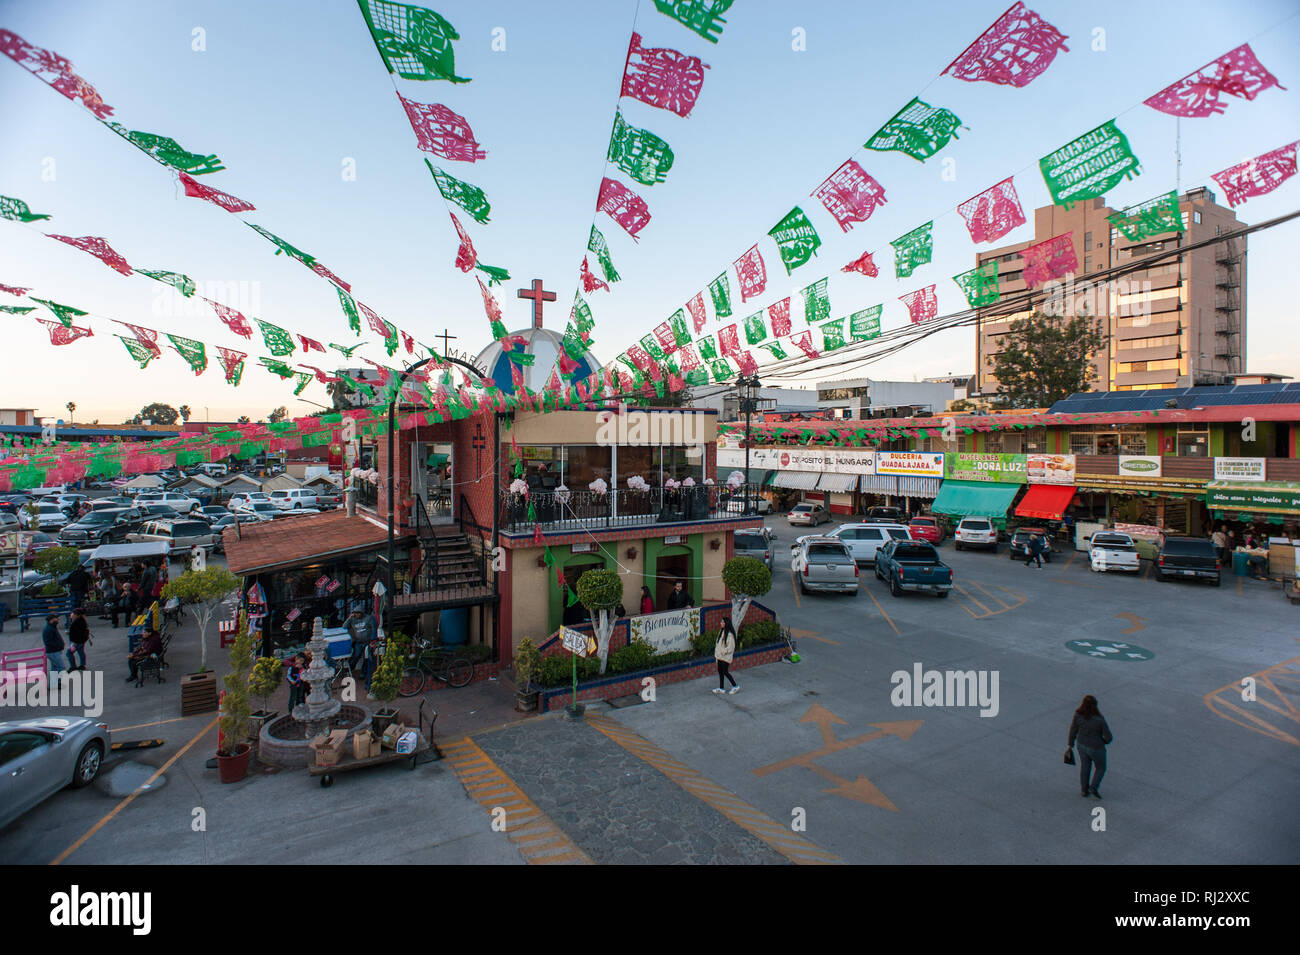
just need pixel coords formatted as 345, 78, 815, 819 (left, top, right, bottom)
712, 619, 739, 695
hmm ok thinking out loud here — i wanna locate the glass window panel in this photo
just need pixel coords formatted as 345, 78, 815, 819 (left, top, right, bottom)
561, 446, 611, 489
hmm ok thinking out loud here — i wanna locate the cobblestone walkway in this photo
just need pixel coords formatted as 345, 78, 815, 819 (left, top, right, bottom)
476, 715, 789, 865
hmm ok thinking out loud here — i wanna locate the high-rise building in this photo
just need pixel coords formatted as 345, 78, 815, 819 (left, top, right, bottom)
974, 188, 1246, 395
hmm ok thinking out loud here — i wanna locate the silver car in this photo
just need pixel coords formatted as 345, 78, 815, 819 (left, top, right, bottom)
790, 537, 859, 595
733, 527, 775, 569
0, 716, 110, 830
787, 502, 830, 526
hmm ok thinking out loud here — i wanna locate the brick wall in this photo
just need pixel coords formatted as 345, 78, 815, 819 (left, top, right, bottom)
539, 640, 788, 712
451, 416, 498, 532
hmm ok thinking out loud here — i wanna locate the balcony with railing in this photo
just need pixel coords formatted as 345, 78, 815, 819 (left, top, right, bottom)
500, 484, 763, 534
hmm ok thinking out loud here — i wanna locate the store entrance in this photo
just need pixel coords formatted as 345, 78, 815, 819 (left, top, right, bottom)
654, 552, 691, 611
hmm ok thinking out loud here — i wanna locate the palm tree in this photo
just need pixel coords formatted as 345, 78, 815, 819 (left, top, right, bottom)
65, 401, 75, 423
178, 405, 192, 423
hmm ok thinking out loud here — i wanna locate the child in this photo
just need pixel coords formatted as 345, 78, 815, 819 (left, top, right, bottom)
287, 655, 306, 710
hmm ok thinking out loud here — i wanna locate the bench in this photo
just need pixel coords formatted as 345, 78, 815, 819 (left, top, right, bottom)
133, 634, 172, 688
1, 647, 49, 685
17, 595, 74, 632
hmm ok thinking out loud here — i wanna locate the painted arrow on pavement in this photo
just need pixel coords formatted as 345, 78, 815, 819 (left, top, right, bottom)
1117, 612, 1146, 634
799, 703, 847, 745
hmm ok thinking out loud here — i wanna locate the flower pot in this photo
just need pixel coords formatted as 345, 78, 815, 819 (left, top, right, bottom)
371, 708, 399, 737
181, 670, 219, 716
515, 689, 539, 713
216, 742, 251, 783
248, 710, 277, 743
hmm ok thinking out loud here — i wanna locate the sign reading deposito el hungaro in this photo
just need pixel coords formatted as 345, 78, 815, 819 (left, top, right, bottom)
944, 452, 1028, 483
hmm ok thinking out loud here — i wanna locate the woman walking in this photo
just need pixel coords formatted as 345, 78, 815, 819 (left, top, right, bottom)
1067, 694, 1114, 798
711, 619, 739, 696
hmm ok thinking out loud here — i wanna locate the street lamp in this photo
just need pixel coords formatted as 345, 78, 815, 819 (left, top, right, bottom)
737, 374, 762, 514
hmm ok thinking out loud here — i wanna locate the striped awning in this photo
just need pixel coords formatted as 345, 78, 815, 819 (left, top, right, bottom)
897, 476, 942, 499
817, 473, 858, 492
772, 471, 820, 490
860, 474, 898, 494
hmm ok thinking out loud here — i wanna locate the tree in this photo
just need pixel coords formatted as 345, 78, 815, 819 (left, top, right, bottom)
990, 310, 1106, 409
161, 566, 240, 671
268, 406, 288, 423
65, 401, 75, 421
236, 415, 250, 424
220, 612, 254, 756
370, 630, 411, 708
178, 405, 192, 423
575, 569, 624, 674
721, 556, 772, 633
132, 402, 180, 425
35, 546, 81, 585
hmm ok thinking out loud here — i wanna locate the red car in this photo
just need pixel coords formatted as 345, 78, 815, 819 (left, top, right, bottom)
908, 515, 946, 545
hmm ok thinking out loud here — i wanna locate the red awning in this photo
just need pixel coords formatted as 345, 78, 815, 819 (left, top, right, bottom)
1015, 484, 1076, 521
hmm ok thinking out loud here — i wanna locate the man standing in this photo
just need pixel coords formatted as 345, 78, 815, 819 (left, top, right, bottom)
347, 607, 378, 687
1211, 525, 1228, 565
43, 613, 68, 676
1024, 533, 1045, 569
666, 580, 693, 610
68, 608, 91, 671
67, 561, 90, 610
139, 560, 158, 612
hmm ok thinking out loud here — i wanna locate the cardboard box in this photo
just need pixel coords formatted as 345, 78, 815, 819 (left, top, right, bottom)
352, 730, 380, 760
381, 723, 406, 750
309, 732, 346, 768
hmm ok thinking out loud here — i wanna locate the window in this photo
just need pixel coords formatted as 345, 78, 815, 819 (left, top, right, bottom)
1084, 231, 1092, 247
1119, 429, 1147, 455
1194, 211, 1202, 224
1177, 426, 1209, 457
983, 431, 1003, 452
1022, 427, 1047, 453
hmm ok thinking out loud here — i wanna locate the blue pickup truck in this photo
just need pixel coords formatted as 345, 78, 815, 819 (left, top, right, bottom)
874, 539, 953, 598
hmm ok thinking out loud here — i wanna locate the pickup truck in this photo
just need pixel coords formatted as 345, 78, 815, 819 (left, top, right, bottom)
312, 487, 344, 509
790, 538, 859, 595
874, 539, 953, 598
1155, 536, 1220, 586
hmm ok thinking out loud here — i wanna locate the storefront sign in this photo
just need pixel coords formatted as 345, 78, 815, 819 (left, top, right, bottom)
1205, 482, 1300, 514
875, 451, 944, 478
1213, 457, 1266, 482
570, 542, 594, 554
736, 446, 876, 475
1118, 455, 1162, 478
944, 452, 1027, 484
1075, 474, 1206, 493
1026, 453, 1075, 485
628, 606, 700, 654
0, 531, 18, 554
1113, 523, 1162, 540
663, 535, 682, 545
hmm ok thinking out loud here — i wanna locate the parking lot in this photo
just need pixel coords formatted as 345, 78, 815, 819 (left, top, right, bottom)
2, 513, 1297, 865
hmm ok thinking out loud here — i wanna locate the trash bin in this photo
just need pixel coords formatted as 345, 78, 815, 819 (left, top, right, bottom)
440, 606, 468, 645
1232, 551, 1250, 576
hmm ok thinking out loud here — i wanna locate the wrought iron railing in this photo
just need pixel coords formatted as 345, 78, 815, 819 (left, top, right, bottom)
499, 484, 765, 533
355, 478, 378, 510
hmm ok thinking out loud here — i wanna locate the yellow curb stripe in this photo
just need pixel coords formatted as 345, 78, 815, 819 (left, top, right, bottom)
587, 715, 841, 866
444, 737, 592, 865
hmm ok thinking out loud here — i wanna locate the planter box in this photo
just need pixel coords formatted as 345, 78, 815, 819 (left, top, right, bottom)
181, 671, 219, 715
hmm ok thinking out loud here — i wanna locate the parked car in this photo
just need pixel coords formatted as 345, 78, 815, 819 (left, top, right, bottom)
954, 517, 999, 552
268, 488, 318, 510
725, 493, 773, 515
874, 539, 953, 597
196, 506, 231, 523
273, 507, 322, 519
0, 717, 111, 830
240, 502, 280, 521
790, 537, 859, 595
53, 493, 88, 515
865, 505, 906, 523
150, 492, 200, 515
312, 487, 343, 509
58, 509, 136, 547
1008, 527, 1055, 563
20, 531, 58, 561
137, 503, 179, 522
126, 518, 216, 559
228, 492, 272, 513
907, 515, 946, 545
733, 527, 775, 570
0, 510, 19, 533
25, 503, 69, 532
89, 496, 136, 512
787, 502, 830, 527
1089, 532, 1141, 574
209, 513, 261, 554
1155, 535, 1221, 586
0, 494, 32, 515
794, 523, 911, 566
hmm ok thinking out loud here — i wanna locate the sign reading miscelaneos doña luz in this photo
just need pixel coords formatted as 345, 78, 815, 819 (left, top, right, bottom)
1213, 457, 1266, 482
628, 606, 700, 654
875, 451, 944, 478
944, 452, 1027, 483
1118, 455, 1162, 478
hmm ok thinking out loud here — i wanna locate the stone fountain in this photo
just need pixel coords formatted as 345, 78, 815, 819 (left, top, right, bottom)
258, 616, 371, 768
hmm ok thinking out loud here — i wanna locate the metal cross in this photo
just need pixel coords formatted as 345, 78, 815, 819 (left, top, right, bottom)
472, 422, 486, 473
516, 278, 556, 329
435, 328, 457, 356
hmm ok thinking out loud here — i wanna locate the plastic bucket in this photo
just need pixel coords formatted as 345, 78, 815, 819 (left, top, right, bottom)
440, 607, 468, 645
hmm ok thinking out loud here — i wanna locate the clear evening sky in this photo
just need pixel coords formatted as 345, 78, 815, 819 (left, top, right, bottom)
2, 0, 1297, 424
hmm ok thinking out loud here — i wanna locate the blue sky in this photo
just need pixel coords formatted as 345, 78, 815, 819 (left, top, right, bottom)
2, 0, 1298, 424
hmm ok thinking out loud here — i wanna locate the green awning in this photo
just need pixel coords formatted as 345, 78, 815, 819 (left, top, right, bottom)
931, 480, 1021, 524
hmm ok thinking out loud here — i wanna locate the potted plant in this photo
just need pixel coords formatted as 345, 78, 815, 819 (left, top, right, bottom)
369, 629, 410, 737
513, 636, 541, 712
162, 566, 240, 716
217, 612, 254, 783
248, 655, 284, 741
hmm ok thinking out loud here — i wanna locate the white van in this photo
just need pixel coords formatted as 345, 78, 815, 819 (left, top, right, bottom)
196, 463, 229, 477
269, 488, 318, 510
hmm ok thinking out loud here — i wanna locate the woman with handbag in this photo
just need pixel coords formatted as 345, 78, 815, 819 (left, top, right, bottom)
1066, 694, 1114, 798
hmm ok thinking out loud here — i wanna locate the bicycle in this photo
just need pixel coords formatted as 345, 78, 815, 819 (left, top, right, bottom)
398, 637, 474, 696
